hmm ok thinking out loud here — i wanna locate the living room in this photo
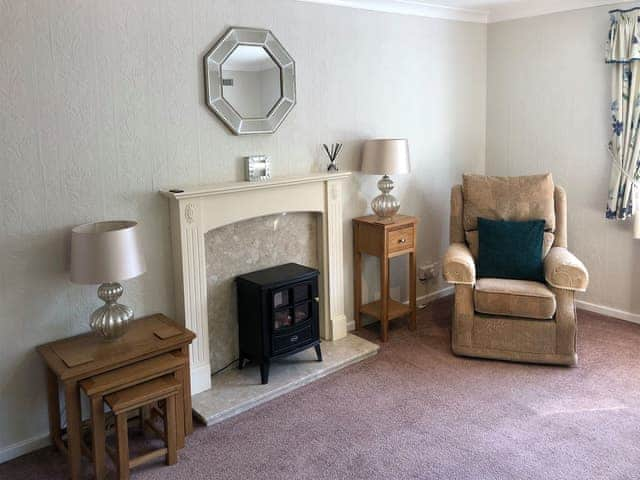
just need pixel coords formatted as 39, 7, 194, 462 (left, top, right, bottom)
1, 0, 639, 478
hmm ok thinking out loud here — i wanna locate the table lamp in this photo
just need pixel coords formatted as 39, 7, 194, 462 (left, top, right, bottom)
360, 138, 411, 219
70, 221, 146, 339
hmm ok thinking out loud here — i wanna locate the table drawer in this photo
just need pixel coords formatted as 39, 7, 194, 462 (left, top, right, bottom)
388, 226, 414, 253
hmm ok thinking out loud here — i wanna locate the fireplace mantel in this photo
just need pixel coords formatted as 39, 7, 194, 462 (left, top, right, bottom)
161, 172, 352, 200
162, 172, 352, 394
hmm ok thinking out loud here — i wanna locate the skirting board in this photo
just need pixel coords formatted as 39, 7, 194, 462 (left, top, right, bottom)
576, 299, 640, 325
0, 433, 50, 465
346, 286, 640, 329
417, 286, 455, 306
346, 285, 454, 331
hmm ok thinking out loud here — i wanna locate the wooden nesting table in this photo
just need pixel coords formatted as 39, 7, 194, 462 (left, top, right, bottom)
36, 314, 195, 480
353, 215, 418, 341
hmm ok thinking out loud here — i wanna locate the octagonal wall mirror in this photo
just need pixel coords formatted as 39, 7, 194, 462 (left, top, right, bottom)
204, 27, 296, 135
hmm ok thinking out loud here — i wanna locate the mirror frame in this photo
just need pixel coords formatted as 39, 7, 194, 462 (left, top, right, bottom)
204, 27, 296, 135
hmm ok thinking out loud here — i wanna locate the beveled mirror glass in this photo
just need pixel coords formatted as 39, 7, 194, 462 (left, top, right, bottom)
221, 46, 281, 118
204, 27, 296, 135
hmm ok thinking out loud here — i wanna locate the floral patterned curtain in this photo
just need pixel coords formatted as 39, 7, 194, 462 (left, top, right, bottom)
606, 7, 640, 237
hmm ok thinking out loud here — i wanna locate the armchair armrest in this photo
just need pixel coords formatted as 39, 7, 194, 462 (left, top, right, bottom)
443, 243, 476, 285
544, 247, 589, 292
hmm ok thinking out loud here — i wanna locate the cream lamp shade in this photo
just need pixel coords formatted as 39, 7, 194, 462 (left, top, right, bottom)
70, 220, 145, 339
360, 138, 411, 175
360, 138, 411, 219
71, 221, 146, 284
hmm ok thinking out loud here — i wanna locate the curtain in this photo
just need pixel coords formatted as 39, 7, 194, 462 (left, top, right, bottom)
606, 7, 640, 237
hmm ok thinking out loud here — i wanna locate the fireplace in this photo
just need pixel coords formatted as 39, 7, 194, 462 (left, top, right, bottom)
237, 263, 322, 384
205, 212, 319, 375
162, 172, 351, 395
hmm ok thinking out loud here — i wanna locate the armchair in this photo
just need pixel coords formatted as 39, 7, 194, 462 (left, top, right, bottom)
443, 174, 588, 366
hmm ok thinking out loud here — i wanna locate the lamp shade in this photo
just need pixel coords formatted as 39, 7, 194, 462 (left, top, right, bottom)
360, 138, 411, 175
70, 221, 146, 284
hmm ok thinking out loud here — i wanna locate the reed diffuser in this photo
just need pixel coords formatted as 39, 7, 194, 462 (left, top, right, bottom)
323, 143, 342, 172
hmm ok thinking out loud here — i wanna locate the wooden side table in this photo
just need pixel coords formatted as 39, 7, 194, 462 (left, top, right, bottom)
353, 215, 417, 342
37, 314, 195, 480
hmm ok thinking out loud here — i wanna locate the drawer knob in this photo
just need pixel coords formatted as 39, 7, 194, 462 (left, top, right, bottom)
398, 238, 407, 244
314, 296, 320, 303
290, 335, 299, 342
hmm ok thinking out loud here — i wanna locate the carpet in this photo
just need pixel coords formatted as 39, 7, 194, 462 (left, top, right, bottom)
3, 298, 640, 479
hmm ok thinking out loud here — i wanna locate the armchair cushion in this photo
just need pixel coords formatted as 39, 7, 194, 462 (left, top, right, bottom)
474, 278, 556, 319
462, 173, 556, 232
544, 247, 589, 291
443, 243, 475, 285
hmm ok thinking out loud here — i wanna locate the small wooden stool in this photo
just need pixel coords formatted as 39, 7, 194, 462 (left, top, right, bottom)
80, 353, 187, 480
105, 376, 180, 480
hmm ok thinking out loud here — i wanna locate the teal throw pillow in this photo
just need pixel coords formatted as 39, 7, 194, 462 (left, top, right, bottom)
477, 217, 545, 282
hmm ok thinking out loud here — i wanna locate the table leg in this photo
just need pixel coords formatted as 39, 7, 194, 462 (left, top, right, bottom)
380, 256, 389, 342
409, 250, 417, 331
90, 396, 106, 480
173, 368, 186, 449
181, 346, 193, 435
45, 367, 62, 452
165, 395, 178, 466
63, 381, 82, 480
115, 413, 130, 480
354, 245, 362, 330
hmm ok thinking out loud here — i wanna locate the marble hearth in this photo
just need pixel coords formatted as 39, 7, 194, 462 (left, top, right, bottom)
162, 172, 378, 422
192, 334, 378, 426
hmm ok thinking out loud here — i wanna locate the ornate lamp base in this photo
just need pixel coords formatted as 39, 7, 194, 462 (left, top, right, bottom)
371, 175, 400, 219
90, 282, 133, 340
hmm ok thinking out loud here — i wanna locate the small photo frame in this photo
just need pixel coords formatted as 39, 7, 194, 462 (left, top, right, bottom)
245, 155, 271, 182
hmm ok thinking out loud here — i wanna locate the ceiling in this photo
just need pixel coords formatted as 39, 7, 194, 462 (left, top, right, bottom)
447, 0, 635, 22
437, 0, 541, 8
294, 0, 636, 23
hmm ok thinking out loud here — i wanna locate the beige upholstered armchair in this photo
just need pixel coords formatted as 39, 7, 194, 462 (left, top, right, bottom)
443, 174, 589, 366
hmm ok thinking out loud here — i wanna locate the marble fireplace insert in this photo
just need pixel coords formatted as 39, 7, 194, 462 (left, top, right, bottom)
205, 212, 319, 374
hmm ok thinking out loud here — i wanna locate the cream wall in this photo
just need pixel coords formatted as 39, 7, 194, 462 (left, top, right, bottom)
486, 3, 640, 317
0, 0, 486, 459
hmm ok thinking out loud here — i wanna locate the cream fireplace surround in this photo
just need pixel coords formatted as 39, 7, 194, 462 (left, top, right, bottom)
162, 172, 352, 394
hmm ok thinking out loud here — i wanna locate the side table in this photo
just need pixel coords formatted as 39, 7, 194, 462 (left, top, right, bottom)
37, 313, 195, 480
353, 215, 418, 342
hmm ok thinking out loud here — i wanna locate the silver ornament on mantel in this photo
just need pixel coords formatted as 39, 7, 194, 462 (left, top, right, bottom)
360, 138, 411, 220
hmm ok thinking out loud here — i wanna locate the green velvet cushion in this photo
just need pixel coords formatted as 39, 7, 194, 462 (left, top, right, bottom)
477, 217, 545, 282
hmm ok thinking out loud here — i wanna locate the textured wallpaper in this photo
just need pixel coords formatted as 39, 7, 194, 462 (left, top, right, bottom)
487, 5, 638, 313
0, 0, 486, 456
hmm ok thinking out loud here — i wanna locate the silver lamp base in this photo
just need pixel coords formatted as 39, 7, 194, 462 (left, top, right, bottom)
371, 175, 400, 219
90, 282, 133, 340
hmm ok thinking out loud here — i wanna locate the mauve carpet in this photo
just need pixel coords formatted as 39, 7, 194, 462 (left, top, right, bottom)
3, 298, 640, 479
